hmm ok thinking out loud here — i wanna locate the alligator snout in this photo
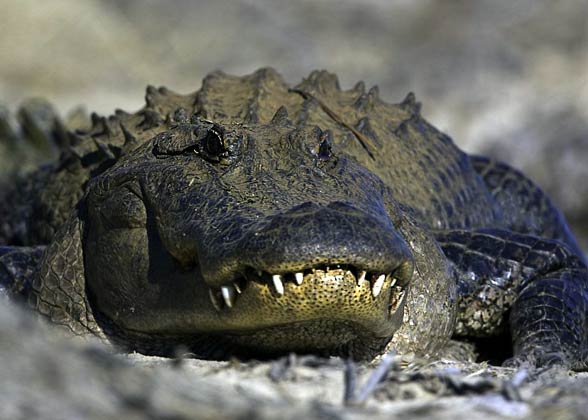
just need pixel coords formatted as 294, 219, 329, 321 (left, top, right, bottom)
198, 201, 414, 309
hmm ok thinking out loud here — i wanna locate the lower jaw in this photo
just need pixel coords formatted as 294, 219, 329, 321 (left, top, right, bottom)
214, 318, 394, 360
102, 315, 394, 360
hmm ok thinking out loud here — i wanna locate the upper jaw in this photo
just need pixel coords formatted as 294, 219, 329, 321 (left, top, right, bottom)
195, 201, 413, 289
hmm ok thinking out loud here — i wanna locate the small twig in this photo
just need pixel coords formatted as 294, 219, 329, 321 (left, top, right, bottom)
502, 368, 528, 402
466, 368, 487, 378
268, 353, 297, 382
345, 350, 397, 405
289, 88, 377, 160
510, 369, 528, 387
343, 359, 358, 403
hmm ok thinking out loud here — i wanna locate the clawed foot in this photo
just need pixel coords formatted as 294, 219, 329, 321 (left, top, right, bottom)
503, 351, 568, 370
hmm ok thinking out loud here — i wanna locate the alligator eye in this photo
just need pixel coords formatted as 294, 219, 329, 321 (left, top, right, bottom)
189, 124, 227, 162
203, 127, 225, 157
152, 122, 229, 162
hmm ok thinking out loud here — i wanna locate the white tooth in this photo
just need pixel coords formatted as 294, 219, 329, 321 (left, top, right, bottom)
221, 285, 236, 308
209, 289, 222, 311
358, 271, 367, 284
234, 282, 242, 294
294, 272, 304, 285
372, 274, 386, 298
256, 270, 263, 277
390, 277, 397, 288
272, 274, 284, 295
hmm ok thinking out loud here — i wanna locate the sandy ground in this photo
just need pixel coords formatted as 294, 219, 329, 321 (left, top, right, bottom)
2, 298, 588, 419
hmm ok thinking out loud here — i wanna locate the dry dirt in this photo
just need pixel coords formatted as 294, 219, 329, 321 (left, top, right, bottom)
2, 298, 588, 419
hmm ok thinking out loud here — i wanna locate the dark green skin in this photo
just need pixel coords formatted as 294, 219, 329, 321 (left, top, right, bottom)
1, 68, 587, 366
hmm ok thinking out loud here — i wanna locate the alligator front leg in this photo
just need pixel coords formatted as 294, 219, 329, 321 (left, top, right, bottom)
2, 212, 104, 338
435, 229, 588, 370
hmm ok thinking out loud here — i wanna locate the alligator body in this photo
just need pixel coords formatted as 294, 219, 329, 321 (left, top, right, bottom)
1, 68, 587, 367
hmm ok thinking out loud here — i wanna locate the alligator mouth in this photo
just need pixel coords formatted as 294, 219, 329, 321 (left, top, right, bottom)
207, 264, 408, 316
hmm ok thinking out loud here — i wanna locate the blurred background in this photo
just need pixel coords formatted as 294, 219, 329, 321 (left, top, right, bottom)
0, 0, 587, 251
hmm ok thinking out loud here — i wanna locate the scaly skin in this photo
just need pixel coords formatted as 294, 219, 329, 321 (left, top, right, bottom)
0, 68, 586, 366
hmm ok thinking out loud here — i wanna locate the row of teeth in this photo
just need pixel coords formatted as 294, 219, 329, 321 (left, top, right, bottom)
208, 269, 398, 310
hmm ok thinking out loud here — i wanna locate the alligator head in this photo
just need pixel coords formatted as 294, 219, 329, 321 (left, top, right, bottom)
83, 115, 416, 359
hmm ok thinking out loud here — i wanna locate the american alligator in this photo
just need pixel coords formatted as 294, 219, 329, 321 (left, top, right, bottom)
1, 68, 587, 367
